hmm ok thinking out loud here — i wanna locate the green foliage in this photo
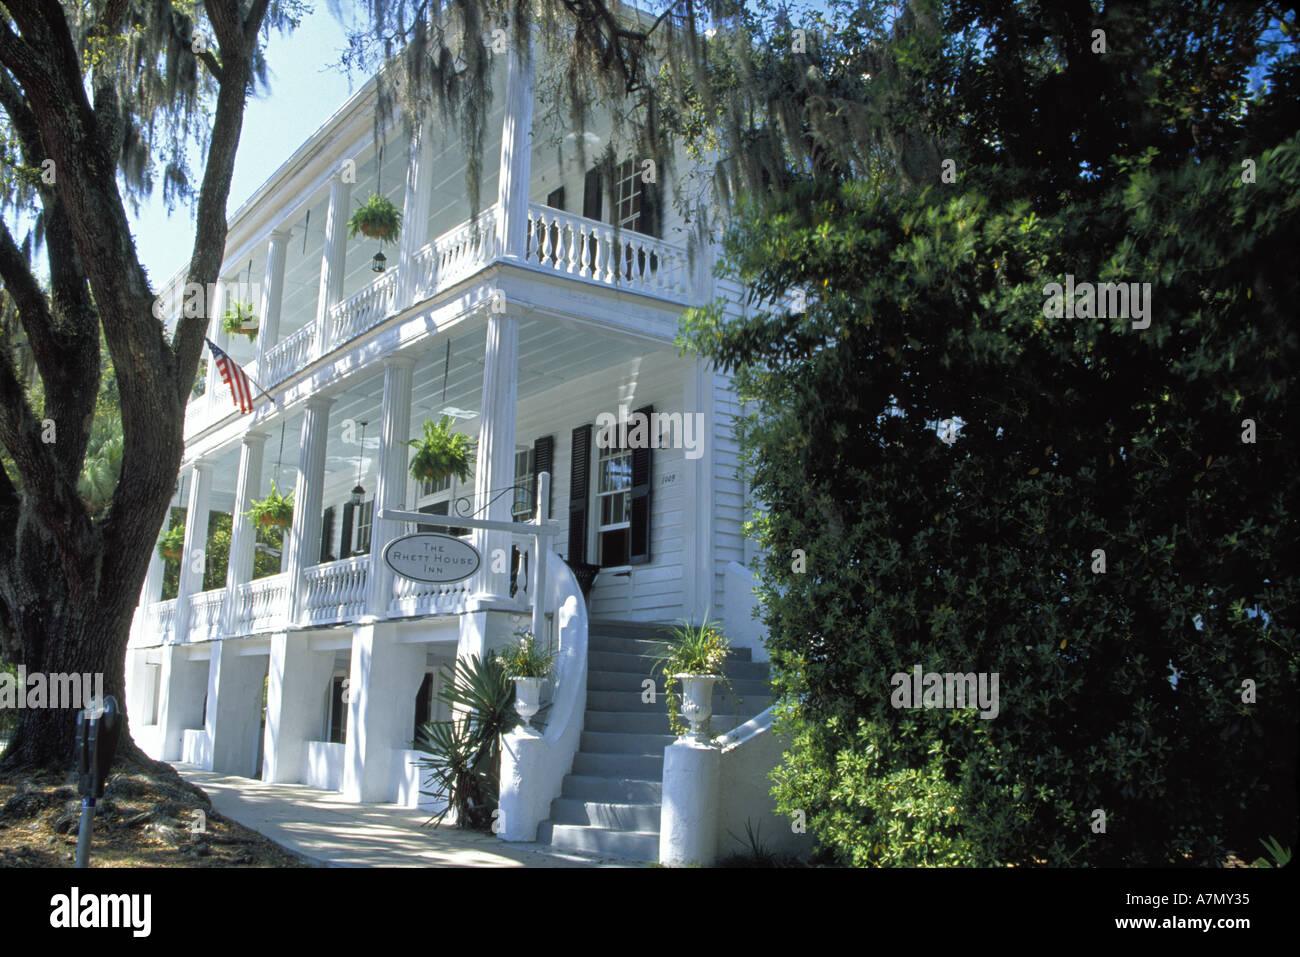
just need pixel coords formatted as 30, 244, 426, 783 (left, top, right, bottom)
407, 416, 473, 484
157, 524, 186, 562
653, 615, 734, 738
221, 301, 258, 341
247, 479, 294, 528
679, 5, 1300, 866
1252, 836, 1292, 869
347, 192, 402, 243
414, 654, 518, 830
494, 630, 555, 679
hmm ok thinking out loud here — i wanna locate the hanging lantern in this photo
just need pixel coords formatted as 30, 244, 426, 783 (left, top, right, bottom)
351, 421, 368, 505
371, 250, 387, 273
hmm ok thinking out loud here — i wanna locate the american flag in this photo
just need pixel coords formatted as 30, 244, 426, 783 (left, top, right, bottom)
206, 338, 256, 414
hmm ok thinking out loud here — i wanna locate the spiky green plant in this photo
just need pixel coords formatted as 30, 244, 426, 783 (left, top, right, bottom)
414, 654, 517, 830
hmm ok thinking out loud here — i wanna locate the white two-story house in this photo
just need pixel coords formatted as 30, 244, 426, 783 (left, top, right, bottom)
125, 11, 802, 864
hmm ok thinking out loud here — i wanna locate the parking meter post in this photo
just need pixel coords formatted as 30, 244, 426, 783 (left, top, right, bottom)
72, 695, 122, 869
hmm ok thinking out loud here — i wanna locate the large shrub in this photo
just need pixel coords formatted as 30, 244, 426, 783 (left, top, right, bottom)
682, 145, 1299, 868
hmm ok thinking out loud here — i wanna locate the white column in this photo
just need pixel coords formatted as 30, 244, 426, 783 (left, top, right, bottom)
172, 462, 213, 642
315, 173, 352, 352
262, 632, 335, 784
342, 622, 426, 802
397, 121, 435, 305
221, 431, 267, 633
471, 309, 519, 603
155, 644, 210, 762
204, 281, 229, 414
496, 28, 534, 259
205, 640, 267, 775
365, 355, 415, 618
683, 359, 715, 619
285, 397, 333, 623
254, 229, 291, 368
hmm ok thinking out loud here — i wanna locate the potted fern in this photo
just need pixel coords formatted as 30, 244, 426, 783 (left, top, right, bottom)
247, 479, 294, 528
221, 300, 259, 341
654, 615, 732, 743
158, 524, 186, 562
494, 630, 556, 731
408, 416, 474, 485
348, 192, 402, 243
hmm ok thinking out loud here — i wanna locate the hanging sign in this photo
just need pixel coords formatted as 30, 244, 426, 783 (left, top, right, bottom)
383, 533, 481, 584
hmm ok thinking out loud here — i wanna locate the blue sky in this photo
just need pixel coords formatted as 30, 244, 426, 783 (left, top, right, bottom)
129, 7, 356, 284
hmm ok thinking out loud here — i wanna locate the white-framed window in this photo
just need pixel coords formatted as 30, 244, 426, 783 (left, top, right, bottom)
596, 440, 632, 567
613, 158, 643, 231
513, 447, 535, 521
415, 461, 473, 537
354, 500, 373, 554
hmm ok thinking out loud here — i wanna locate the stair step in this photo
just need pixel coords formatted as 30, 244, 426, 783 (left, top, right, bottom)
586, 669, 772, 697
580, 730, 677, 754
573, 752, 664, 778
588, 620, 678, 640
589, 635, 753, 662
588, 650, 769, 680
583, 710, 766, 734
584, 689, 773, 714
542, 822, 660, 861
561, 774, 663, 804
549, 798, 661, 831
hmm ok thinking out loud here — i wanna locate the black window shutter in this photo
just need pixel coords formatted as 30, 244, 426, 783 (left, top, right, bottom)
629, 405, 652, 565
340, 502, 355, 558
583, 168, 602, 220
546, 186, 565, 211
319, 506, 336, 563
568, 425, 592, 564
533, 435, 554, 517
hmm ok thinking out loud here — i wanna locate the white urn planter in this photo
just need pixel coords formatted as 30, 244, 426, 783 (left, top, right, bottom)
674, 673, 719, 743
512, 676, 544, 732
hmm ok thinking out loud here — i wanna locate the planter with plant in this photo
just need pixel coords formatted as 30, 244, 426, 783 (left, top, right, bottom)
407, 416, 474, 485
221, 300, 259, 341
653, 614, 734, 742
347, 192, 403, 243
158, 524, 186, 562
494, 630, 556, 731
247, 479, 295, 528
414, 654, 517, 830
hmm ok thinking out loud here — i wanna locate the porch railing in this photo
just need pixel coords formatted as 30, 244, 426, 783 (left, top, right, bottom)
262, 321, 317, 387
232, 572, 291, 636
302, 555, 370, 625
409, 206, 502, 301
524, 204, 692, 301
329, 267, 400, 346
188, 589, 227, 642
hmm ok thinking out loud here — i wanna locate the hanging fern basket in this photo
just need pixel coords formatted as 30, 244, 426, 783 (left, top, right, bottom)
248, 480, 295, 528
158, 525, 186, 562
348, 192, 402, 244
408, 416, 474, 485
222, 301, 259, 341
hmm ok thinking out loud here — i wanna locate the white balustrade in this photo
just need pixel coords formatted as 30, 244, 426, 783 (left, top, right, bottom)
524, 204, 691, 301
141, 599, 178, 642
388, 572, 474, 619
329, 268, 400, 347
232, 572, 291, 635
301, 556, 370, 625
187, 589, 227, 642
434, 206, 501, 290
262, 322, 318, 386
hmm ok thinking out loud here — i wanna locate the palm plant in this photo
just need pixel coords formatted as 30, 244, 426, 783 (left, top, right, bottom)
414, 654, 518, 830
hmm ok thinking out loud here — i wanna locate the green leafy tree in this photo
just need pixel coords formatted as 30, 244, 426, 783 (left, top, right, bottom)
680, 2, 1299, 865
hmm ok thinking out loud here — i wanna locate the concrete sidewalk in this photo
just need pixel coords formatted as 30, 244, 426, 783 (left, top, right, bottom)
175, 765, 639, 868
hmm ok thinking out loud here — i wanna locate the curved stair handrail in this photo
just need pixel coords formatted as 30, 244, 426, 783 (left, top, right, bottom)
497, 549, 589, 841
